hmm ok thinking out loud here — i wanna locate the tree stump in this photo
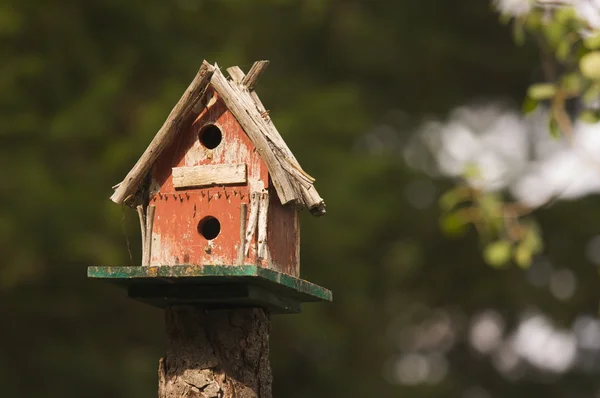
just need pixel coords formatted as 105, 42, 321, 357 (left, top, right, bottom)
158, 306, 272, 398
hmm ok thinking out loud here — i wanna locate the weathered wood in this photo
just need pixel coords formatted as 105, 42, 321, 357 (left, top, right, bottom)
243, 73, 325, 214
158, 306, 272, 398
250, 93, 298, 167
265, 188, 300, 276
226, 66, 245, 84
130, 283, 302, 313
224, 65, 299, 166
88, 264, 334, 303
250, 97, 318, 190
172, 164, 247, 189
224, 67, 304, 184
137, 205, 147, 266
236, 203, 248, 265
110, 61, 215, 205
245, 193, 259, 257
112, 61, 325, 214
209, 68, 300, 205
144, 205, 155, 266
148, 89, 269, 268
242, 60, 270, 90
211, 66, 325, 214
257, 192, 269, 260
294, 210, 301, 268
301, 185, 325, 216
237, 67, 302, 168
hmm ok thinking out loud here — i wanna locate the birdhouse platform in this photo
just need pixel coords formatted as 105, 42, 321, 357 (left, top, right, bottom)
88, 265, 331, 314
90, 60, 332, 314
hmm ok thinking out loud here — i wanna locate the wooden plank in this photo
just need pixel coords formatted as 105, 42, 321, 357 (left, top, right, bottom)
210, 68, 300, 204
244, 193, 259, 257
87, 264, 333, 303
231, 77, 325, 212
137, 205, 146, 266
128, 283, 302, 314
144, 205, 155, 266
228, 66, 317, 189
249, 88, 297, 163
110, 61, 215, 205
241, 60, 270, 90
226, 66, 245, 84
246, 91, 325, 213
257, 192, 269, 260
236, 203, 247, 265
301, 185, 325, 216
215, 65, 324, 213
171, 164, 247, 189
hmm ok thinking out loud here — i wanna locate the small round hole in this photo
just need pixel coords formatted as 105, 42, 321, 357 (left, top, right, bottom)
199, 124, 222, 149
198, 216, 221, 240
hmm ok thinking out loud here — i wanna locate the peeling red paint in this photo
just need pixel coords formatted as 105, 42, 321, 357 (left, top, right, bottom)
267, 185, 300, 276
148, 87, 300, 276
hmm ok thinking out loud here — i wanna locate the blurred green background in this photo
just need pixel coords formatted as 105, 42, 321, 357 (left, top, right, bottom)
2, 1, 600, 397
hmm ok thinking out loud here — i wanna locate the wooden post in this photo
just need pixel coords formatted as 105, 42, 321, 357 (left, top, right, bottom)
158, 306, 272, 398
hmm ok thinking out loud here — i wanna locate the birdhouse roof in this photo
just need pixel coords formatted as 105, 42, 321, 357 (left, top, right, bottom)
110, 60, 325, 216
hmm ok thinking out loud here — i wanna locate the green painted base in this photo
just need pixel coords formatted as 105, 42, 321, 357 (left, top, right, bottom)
87, 265, 332, 314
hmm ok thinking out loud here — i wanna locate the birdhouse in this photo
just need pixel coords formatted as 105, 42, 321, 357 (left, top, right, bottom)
88, 60, 331, 313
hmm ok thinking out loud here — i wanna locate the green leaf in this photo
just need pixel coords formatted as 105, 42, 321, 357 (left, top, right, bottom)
522, 96, 539, 114
499, 13, 512, 25
561, 73, 582, 94
527, 83, 556, 100
440, 212, 468, 238
555, 7, 576, 24
514, 243, 532, 268
524, 9, 542, 30
463, 163, 481, 179
549, 116, 561, 139
580, 51, 600, 80
522, 225, 543, 253
439, 188, 466, 211
513, 21, 525, 46
579, 109, 600, 123
584, 33, 600, 49
583, 84, 600, 105
483, 240, 512, 268
479, 194, 502, 220
556, 38, 571, 62
542, 17, 566, 48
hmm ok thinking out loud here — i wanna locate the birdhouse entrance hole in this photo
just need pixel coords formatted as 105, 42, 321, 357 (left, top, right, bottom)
199, 124, 222, 149
198, 216, 220, 240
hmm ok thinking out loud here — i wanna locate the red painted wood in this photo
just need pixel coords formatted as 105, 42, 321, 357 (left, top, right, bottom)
267, 185, 300, 276
148, 86, 299, 275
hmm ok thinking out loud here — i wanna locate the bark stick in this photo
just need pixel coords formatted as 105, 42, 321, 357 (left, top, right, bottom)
111, 61, 215, 205
144, 205, 155, 266
209, 68, 299, 205
244, 193, 260, 258
257, 192, 269, 260
158, 306, 272, 398
241, 61, 270, 90
236, 203, 248, 265
137, 205, 147, 266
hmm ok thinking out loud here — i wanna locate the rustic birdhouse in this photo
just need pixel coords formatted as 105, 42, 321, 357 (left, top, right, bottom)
88, 60, 331, 313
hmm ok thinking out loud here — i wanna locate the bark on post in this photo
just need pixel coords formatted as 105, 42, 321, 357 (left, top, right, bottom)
158, 306, 272, 398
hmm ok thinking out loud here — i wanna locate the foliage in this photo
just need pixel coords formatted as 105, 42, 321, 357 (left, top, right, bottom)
440, 1, 600, 268
440, 182, 543, 268
510, 3, 600, 129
